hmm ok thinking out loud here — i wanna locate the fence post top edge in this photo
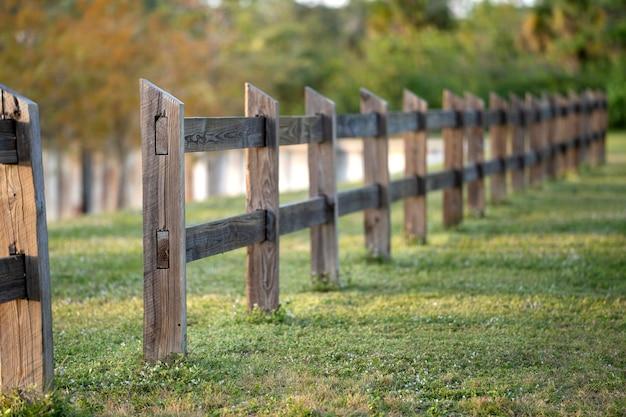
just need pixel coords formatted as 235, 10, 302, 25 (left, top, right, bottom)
245, 82, 278, 102
305, 86, 335, 106
359, 87, 387, 105
140, 79, 184, 105
0, 83, 37, 107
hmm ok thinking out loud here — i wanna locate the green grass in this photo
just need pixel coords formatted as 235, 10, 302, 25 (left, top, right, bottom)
4, 134, 626, 416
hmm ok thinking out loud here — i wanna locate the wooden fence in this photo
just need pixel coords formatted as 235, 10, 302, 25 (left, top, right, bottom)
0, 85, 53, 391
140, 80, 607, 361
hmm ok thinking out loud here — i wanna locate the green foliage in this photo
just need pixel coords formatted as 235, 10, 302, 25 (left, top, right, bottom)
39, 133, 626, 415
0, 390, 89, 417
1, 0, 624, 153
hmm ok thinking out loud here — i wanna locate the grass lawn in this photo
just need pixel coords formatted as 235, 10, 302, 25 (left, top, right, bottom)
3, 134, 626, 416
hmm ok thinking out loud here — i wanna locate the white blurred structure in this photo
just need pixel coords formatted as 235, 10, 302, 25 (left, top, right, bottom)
43, 138, 443, 220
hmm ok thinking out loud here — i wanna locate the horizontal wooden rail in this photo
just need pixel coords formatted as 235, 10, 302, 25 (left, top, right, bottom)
336, 113, 378, 138
279, 196, 331, 235
0, 254, 26, 304
337, 184, 380, 216
0, 119, 17, 164
186, 197, 332, 262
182, 98, 607, 152
185, 211, 266, 262
279, 116, 324, 145
184, 116, 265, 152
182, 129, 603, 263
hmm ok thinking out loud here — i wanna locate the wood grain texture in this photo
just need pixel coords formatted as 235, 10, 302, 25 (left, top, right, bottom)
245, 83, 279, 311
360, 88, 390, 259
140, 80, 186, 361
465, 93, 485, 217
306, 87, 340, 285
402, 90, 428, 243
184, 116, 265, 152
0, 255, 26, 304
489, 93, 509, 202
280, 115, 324, 145
0, 84, 53, 391
442, 90, 464, 227
0, 119, 17, 164
185, 211, 265, 262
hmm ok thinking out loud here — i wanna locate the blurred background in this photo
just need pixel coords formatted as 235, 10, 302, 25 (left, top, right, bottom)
1, 0, 624, 220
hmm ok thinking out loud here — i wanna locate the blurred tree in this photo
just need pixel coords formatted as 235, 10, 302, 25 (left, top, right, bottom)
1, 0, 624, 216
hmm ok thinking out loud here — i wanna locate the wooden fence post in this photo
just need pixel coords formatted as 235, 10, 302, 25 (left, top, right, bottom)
573, 92, 585, 170
509, 94, 526, 193
538, 95, 550, 181
489, 93, 508, 201
565, 92, 578, 173
579, 91, 589, 166
526, 93, 542, 187
360, 88, 390, 259
545, 94, 558, 179
403, 90, 428, 243
245, 84, 280, 311
306, 87, 340, 286
555, 94, 568, 177
466, 93, 485, 217
0, 84, 53, 390
140, 80, 186, 361
442, 90, 464, 227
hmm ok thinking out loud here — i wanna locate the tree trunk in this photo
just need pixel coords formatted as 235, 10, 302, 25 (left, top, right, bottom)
80, 146, 94, 214
116, 149, 128, 210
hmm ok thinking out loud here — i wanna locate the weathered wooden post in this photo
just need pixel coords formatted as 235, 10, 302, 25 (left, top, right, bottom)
306, 87, 340, 286
573, 91, 585, 170
403, 90, 428, 243
361, 88, 390, 258
566, 92, 578, 172
578, 91, 589, 166
490, 93, 508, 201
545, 94, 558, 179
555, 94, 568, 177
246, 84, 280, 310
509, 94, 526, 192
442, 90, 464, 227
537, 95, 550, 181
140, 80, 186, 361
466, 93, 485, 217
0, 84, 53, 391
526, 93, 543, 187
